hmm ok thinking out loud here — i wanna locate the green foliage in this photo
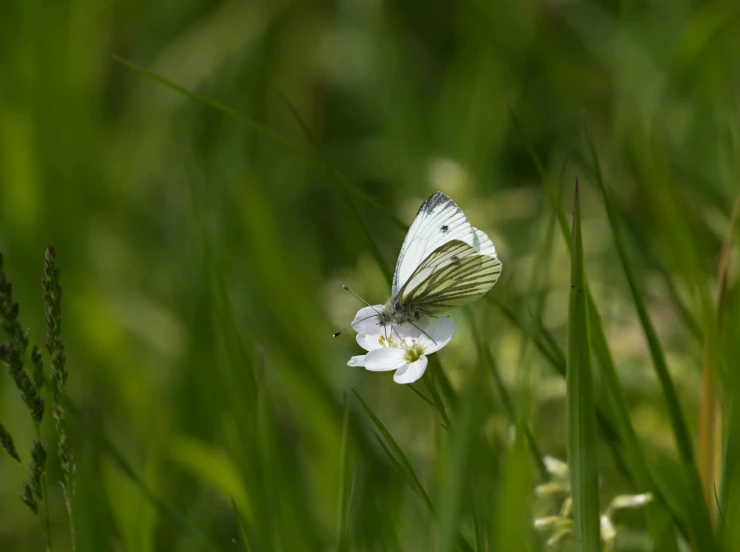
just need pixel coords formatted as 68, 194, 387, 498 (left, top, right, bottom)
2, 1, 740, 550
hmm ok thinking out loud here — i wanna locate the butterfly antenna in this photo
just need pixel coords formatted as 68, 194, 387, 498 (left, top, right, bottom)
332, 314, 377, 338
342, 286, 383, 314
334, 285, 386, 337
333, 325, 352, 338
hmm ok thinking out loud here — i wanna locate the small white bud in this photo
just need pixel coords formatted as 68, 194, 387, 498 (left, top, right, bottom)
544, 456, 569, 478
559, 496, 573, 518
600, 514, 616, 544
534, 481, 569, 498
534, 516, 572, 531
546, 527, 572, 547
609, 492, 653, 511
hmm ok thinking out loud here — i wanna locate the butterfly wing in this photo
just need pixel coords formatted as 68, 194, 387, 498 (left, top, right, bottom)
397, 240, 502, 313
392, 192, 498, 298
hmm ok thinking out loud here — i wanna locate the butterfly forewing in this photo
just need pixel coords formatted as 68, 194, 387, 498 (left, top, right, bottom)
393, 193, 474, 296
399, 240, 502, 313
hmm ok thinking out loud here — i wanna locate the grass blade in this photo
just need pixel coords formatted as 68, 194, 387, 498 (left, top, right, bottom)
582, 120, 714, 548
276, 91, 408, 230
278, 91, 395, 286
582, 120, 693, 467
437, 376, 484, 552
566, 181, 602, 551
622, 221, 704, 342
467, 311, 548, 481
492, 299, 566, 371
231, 497, 251, 552
112, 55, 408, 231
422, 360, 451, 428
352, 390, 435, 515
407, 384, 439, 412
64, 398, 221, 551
427, 355, 459, 413
699, 193, 740, 516
336, 393, 352, 552
512, 109, 685, 549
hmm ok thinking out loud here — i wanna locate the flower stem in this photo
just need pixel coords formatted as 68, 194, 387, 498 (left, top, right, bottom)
423, 361, 451, 427
36, 426, 53, 552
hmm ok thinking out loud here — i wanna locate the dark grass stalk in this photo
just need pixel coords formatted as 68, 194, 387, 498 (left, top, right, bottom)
31, 345, 44, 391
0, 424, 21, 462
698, 193, 739, 518
566, 181, 602, 551
0, 257, 45, 426
42, 245, 76, 551
0, 252, 51, 549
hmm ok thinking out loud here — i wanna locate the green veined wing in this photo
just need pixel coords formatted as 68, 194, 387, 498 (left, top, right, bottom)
397, 240, 502, 314
392, 192, 498, 297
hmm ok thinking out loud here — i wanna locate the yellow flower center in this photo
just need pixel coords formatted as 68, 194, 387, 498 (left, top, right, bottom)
376, 335, 424, 362
377, 335, 396, 348
404, 343, 423, 363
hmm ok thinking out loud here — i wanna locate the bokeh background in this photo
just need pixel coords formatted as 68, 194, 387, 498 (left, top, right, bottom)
2, 0, 740, 550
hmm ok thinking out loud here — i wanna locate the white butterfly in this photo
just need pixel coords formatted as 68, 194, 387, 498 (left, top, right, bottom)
337, 191, 502, 335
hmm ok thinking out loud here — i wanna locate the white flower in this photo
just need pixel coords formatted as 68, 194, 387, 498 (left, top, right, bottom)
346, 306, 457, 384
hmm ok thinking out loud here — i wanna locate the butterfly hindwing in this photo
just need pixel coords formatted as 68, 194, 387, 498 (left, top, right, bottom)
398, 240, 502, 313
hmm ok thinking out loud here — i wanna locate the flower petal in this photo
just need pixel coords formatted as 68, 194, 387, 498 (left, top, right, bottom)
351, 305, 385, 334
416, 317, 457, 354
394, 320, 429, 339
356, 332, 385, 352
347, 355, 367, 367
363, 348, 408, 372
393, 356, 428, 384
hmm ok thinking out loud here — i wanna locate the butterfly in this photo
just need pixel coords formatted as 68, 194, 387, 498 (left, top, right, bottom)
336, 191, 502, 336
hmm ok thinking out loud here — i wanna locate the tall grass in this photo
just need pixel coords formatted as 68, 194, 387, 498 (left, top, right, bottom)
2, 1, 740, 550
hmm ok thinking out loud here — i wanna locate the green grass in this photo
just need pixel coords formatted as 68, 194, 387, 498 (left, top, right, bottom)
566, 182, 601, 551
2, 1, 740, 550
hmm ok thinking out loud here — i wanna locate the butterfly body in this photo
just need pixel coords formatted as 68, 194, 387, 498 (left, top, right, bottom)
380, 296, 427, 326
367, 191, 502, 332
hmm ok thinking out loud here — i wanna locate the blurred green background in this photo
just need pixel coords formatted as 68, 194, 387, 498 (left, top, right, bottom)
2, 0, 740, 550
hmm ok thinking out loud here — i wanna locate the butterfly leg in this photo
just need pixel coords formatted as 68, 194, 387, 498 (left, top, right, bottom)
409, 321, 437, 345
390, 324, 404, 345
